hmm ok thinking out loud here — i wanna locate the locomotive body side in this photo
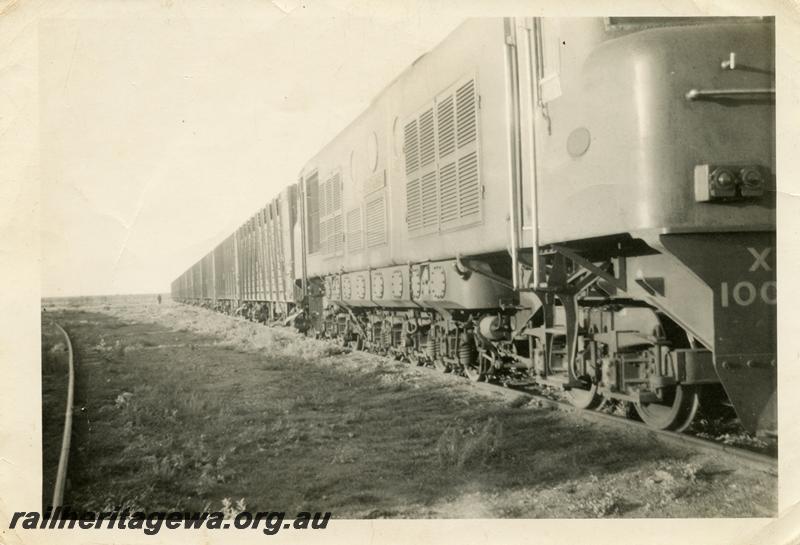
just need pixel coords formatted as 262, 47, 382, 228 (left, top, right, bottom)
297, 19, 520, 314
300, 19, 513, 274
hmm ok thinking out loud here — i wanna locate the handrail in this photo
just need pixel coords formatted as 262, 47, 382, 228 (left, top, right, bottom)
503, 18, 523, 290
526, 17, 544, 288
51, 322, 75, 508
685, 88, 775, 101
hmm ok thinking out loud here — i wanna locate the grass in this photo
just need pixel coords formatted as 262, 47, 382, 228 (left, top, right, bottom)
39, 301, 777, 518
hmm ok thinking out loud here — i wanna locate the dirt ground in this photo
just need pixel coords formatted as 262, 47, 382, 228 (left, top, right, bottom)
40, 298, 776, 518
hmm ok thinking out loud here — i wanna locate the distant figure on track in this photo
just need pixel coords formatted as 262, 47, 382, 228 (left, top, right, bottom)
157, 294, 162, 305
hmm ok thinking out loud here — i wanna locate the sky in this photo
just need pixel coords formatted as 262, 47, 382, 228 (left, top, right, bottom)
38, 2, 464, 296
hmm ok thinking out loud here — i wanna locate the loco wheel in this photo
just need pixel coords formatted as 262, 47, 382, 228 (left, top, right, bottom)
634, 385, 700, 432
566, 383, 603, 410
463, 350, 491, 382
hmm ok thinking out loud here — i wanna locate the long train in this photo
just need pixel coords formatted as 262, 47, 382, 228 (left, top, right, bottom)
172, 17, 776, 435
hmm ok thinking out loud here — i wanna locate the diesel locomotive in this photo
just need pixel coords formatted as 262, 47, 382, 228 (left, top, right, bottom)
172, 17, 776, 435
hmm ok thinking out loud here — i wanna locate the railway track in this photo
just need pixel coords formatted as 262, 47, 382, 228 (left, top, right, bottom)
42, 310, 778, 496
406, 361, 778, 476
50, 322, 75, 508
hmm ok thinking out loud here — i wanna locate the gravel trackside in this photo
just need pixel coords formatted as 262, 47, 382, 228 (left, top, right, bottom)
40, 298, 776, 518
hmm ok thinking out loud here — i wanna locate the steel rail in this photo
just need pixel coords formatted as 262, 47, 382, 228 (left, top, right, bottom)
51, 322, 75, 508
411, 364, 777, 476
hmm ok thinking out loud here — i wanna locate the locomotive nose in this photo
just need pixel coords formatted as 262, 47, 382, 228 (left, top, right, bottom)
660, 232, 776, 435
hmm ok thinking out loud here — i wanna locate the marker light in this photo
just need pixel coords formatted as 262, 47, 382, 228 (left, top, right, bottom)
710, 167, 737, 198
694, 164, 768, 202
739, 167, 765, 197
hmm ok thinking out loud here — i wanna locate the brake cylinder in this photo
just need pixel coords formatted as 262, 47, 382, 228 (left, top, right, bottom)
478, 315, 506, 341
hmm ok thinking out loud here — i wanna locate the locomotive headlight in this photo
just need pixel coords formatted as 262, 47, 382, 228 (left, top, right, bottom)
739, 167, 765, 197
709, 167, 737, 198
695, 164, 769, 202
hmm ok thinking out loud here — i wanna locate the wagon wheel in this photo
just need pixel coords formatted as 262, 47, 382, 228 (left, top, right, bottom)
566, 382, 604, 410
634, 385, 700, 432
403, 340, 423, 366
463, 349, 491, 382
408, 351, 425, 367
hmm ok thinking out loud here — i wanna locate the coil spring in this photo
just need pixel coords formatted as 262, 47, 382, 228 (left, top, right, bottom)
403, 321, 417, 348
382, 323, 392, 347
425, 332, 439, 359
458, 336, 476, 367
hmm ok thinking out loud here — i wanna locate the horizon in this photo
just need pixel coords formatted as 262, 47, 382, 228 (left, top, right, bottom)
41, 292, 170, 300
